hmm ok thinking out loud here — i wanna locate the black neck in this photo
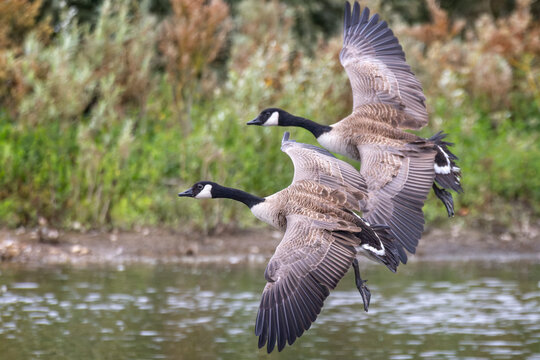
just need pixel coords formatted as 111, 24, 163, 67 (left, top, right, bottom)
281, 114, 332, 138
213, 185, 265, 209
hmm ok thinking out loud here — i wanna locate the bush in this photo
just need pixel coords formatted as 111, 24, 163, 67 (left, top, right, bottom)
0, 0, 538, 232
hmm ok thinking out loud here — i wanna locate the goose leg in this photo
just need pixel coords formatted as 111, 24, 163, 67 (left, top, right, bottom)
432, 183, 454, 217
352, 259, 371, 312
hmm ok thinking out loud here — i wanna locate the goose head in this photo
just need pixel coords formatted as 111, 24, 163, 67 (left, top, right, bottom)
178, 181, 218, 199
178, 181, 265, 208
247, 108, 291, 127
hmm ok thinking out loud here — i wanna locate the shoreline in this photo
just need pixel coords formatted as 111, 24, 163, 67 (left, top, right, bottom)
1, 223, 539, 267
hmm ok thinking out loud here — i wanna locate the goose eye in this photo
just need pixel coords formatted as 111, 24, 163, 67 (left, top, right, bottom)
197, 184, 204, 190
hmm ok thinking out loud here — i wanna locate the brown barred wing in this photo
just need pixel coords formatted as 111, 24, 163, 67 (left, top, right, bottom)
255, 215, 358, 353
340, 2, 428, 129
359, 144, 435, 263
281, 132, 368, 208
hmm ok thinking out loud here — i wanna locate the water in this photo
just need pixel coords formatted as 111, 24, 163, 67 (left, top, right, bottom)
0, 261, 539, 359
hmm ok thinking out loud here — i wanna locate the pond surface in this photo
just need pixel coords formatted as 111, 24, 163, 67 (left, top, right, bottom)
0, 260, 539, 360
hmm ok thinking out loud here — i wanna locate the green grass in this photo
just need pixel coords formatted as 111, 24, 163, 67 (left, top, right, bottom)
1, 0, 539, 232
2, 91, 539, 231
419, 96, 540, 225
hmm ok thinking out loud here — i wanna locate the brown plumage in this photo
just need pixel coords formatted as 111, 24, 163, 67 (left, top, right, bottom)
340, 3, 428, 128
248, 2, 463, 264
178, 133, 399, 353
319, 110, 440, 261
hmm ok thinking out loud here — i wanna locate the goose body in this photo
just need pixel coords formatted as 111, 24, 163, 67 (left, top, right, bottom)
179, 132, 399, 353
250, 182, 360, 230
248, 2, 463, 263
317, 110, 420, 158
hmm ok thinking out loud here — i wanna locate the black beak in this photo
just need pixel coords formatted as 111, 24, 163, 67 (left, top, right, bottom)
178, 188, 194, 197
246, 117, 262, 125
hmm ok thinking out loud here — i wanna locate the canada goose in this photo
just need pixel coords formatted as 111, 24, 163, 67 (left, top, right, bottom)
179, 132, 399, 353
247, 2, 462, 263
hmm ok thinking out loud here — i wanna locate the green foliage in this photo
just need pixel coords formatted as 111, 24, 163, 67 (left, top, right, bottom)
0, 0, 539, 232
420, 96, 540, 225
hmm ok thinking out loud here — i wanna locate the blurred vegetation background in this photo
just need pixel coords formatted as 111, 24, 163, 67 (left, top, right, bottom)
0, 0, 538, 234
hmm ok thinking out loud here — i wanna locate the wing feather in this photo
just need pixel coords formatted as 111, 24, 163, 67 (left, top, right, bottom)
340, 2, 428, 129
255, 215, 358, 353
281, 132, 367, 208
359, 144, 435, 263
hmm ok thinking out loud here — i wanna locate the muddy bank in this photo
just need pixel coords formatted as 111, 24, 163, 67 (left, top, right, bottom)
1, 222, 539, 266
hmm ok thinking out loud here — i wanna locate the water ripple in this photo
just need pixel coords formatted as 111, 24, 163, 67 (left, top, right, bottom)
0, 262, 538, 359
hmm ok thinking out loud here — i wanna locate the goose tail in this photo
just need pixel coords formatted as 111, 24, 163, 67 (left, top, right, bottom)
429, 131, 463, 217
356, 220, 400, 273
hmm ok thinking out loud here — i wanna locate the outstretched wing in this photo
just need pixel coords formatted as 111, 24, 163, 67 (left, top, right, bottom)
255, 214, 358, 353
281, 132, 367, 207
340, 2, 428, 129
359, 143, 435, 263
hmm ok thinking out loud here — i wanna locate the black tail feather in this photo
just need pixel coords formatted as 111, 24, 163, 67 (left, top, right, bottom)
371, 224, 400, 272
429, 131, 463, 197
356, 222, 400, 273
432, 183, 454, 217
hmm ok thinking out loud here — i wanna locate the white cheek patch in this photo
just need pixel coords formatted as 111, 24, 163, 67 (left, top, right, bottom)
264, 111, 279, 126
195, 184, 213, 199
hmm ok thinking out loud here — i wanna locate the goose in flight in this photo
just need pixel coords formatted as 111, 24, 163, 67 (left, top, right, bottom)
179, 132, 400, 352
247, 1, 462, 264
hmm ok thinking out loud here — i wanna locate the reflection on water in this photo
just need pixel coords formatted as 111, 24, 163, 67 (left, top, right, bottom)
0, 261, 539, 360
